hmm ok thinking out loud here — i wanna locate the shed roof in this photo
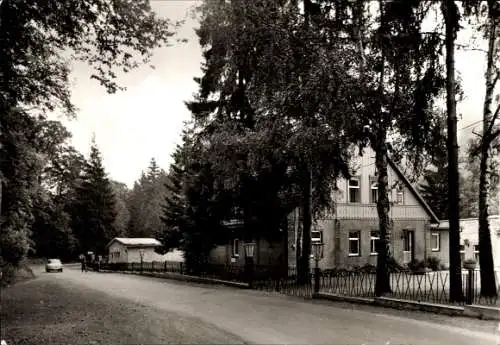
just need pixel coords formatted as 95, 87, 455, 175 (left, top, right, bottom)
107, 237, 162, 248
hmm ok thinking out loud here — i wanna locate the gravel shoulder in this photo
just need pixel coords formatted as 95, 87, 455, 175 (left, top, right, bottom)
0, 274, 246, 345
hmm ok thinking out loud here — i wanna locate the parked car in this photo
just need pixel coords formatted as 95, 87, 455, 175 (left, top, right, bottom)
45, 259, 63, 273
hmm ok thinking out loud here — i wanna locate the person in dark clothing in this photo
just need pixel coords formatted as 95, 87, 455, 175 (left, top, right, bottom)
81, 255, 87, 272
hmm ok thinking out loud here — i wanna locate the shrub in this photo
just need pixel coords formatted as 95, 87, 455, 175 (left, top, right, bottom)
425, 256, 441, 271
361, 263, 377, 273
0, 262, 35, 287
387, 256, 406, 272
463, 258, 476, 264
408, 259, 426, 271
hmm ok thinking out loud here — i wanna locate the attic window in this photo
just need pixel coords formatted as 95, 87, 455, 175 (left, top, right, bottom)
396, 186, 404, 204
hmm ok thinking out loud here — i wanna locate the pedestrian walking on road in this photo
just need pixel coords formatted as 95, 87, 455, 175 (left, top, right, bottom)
80, 255, 87, 272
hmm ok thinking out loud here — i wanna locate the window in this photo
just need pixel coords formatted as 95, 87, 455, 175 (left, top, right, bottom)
348, 231, 361, 256
473, 245, 479, 263
403, 230, 414, 252
348, 178, 361, 203
370, 231, 379, 255
396, 186, 404, 204
370, 182, 378, 203
431, 232, 440, 252
232, 238, 239, 257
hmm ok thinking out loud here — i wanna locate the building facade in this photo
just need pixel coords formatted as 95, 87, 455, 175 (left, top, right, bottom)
436, 216, 500, 271
107, 238, 163, 263
209, 221, 287, 268
287, 148, 440, 270
209, 148, 440, 271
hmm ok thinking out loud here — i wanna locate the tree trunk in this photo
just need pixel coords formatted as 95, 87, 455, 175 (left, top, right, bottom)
296, 0, 313, 286
478, 2, 498, 298
478, 145, 497, 297
298, 164, 312, 284
443, 0, 463, 303
374, 140, 391, 296
374, 0, 391, 297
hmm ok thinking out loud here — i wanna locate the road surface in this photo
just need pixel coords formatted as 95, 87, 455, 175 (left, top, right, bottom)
2, 265, 499, 345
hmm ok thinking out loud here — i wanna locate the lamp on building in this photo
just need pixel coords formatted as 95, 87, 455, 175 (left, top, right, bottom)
244, 241, 256, 258
311, 239, 324, 294
244, 241, 256, 288
312, 240, 324, 261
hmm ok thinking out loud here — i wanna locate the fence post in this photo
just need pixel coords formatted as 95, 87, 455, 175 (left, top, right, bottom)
164, 261, 167, 272
466, 268, 474, 305
314, 266, 320, 294
244, 257, 254, 289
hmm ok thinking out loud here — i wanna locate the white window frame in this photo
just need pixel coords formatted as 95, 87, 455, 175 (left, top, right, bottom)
396, 186, 404, 204
473, 244, 479, 262
431, 232, 440, 252
348, 231, 361, 256
370, 231, 379, 255
370, 182, 378, 204
232, 238, 240, 257
348, 178, 361, 203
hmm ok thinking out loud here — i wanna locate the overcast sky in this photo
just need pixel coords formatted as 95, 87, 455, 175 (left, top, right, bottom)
53, 1, 489, 187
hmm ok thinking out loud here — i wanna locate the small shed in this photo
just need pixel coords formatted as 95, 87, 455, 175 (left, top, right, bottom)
107, 237, 162, 263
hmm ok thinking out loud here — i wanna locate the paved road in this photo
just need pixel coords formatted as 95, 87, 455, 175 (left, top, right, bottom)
3, 265, 500, 345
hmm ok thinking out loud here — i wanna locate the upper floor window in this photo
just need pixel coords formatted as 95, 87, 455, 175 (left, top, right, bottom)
348, 178, 360, 203
395, 185, 404, 204
370, 180, 378, 204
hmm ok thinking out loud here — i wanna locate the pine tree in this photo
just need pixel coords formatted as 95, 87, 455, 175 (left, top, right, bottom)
146, 158, 161, 181
160, 128, 228, 273
160, 147, 185, 251
72, 137, 117, 255
126, 158, 168, 238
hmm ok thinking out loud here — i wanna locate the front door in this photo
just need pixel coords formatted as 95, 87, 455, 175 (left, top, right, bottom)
403, 230, 415, 264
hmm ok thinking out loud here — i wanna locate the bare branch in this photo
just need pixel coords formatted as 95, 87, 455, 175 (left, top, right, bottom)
485, 99, 500, 136
455, 43, 489, 54
493, 101, 500, 123
472, 129, 483, 138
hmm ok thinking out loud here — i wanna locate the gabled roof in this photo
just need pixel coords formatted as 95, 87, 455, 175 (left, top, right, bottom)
107, 237, 162, 248
387, 159, 440, 224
